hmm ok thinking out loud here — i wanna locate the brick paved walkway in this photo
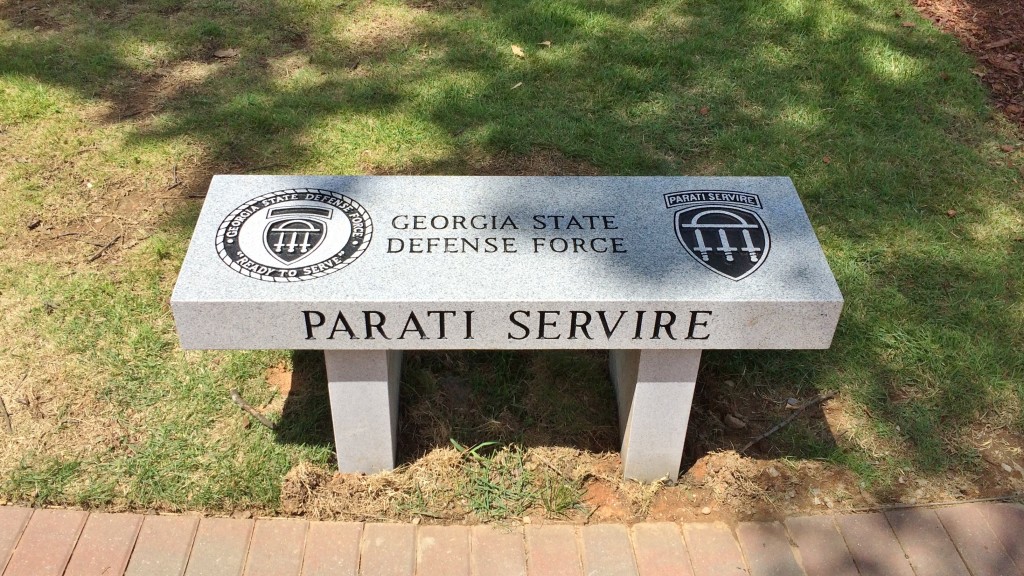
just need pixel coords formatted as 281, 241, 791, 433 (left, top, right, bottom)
1, 502, 1021, 575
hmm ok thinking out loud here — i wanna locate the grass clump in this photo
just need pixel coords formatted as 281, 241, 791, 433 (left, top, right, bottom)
454, 440, 585, 521
457, 441, 541, 520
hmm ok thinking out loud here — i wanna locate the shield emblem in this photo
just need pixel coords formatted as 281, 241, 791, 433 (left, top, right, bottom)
675, 205, 770, 281
263, 207, 332, 265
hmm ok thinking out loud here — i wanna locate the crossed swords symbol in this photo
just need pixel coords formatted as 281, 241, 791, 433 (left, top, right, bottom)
270, 224, 316, 254
681, 221, 761, 263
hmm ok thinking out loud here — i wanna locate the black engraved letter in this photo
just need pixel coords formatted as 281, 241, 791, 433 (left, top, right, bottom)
508, 310, 530, 340
538, 311, 561, 340
426, 310, 457, 339
568, 311, 593, 340
685, 310, 712, 340
398, 312, 427, 340
651, 311, 678, 340
632, 310, 646, 340
363, 311, 390, 340
303, 310, 325, 340
328, 312, 358, 340
597, 310, 627, 338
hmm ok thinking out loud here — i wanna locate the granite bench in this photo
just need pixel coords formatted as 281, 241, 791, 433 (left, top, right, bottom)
170, 176, 843, 482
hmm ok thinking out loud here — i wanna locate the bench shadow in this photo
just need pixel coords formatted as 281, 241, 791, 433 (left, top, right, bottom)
686, 350, 843, 468
397, 350, 622, 463
274, 350, 334, 448
275, 347, 839, 477
274, 349, 625, 462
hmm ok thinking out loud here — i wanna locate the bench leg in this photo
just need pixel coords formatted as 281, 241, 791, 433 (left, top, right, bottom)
609, 349, 701, 482
324, 350, 403, 474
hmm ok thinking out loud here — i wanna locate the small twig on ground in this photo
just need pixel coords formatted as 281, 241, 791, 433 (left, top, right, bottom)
121, 235, 152, 252
984, 36, 1021, 49
411, 510, 450, 520
0, 396, 12, 434
167, 163, 182, 190
86, 235, 121, 262
16, 392, 46, 420
534, 453, 574, 482
230, 389, 276, 430
849, 494, 1022, 513
358, 512, 393, 522
741, 391, 837, 453
245, 163, 286, 173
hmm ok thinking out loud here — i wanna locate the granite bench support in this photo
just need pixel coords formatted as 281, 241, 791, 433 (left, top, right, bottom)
171, 176, 843, 484
324, 350, 403, 474
610, 349, 701, 482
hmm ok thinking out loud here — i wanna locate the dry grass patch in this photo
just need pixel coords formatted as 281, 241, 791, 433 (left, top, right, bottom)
281, 446, 638, 523
334, 4, 423, 64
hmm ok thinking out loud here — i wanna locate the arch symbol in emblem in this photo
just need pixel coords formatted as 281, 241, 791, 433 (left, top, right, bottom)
263, 209, 333, 265
674, 205, 771, 281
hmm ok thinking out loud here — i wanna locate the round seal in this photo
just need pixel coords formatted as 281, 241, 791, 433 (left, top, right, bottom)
216, 188, 372, 282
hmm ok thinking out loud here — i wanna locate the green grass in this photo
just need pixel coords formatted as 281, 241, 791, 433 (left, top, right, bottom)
0, 256, 335, 510
453, 441, 585, 520
0, 0, 1022, 514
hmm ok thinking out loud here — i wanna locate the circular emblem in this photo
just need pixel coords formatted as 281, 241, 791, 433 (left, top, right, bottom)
216, 188, 372, 282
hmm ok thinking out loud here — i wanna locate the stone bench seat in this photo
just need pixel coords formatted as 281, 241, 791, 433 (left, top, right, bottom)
171, 176, 842, 481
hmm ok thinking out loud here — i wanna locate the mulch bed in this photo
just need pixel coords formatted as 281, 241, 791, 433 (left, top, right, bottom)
915, 0, 1024, 131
